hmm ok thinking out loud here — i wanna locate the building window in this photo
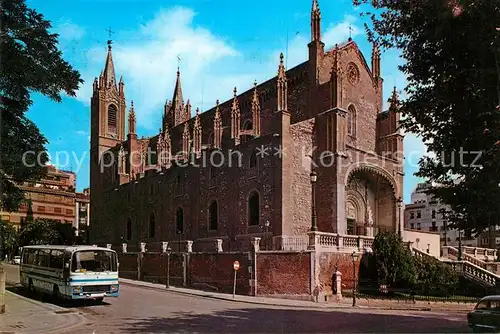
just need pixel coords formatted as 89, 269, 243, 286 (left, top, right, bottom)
54, 207, 61, 214
149, 213, 155, 239
410, 212, 414, 219
417, 211, 421, 218
410, 223, 414, 229
38, 206, 45, 213
126, 218, 132, 241
248, 191, 260, 226
249, 151, 257, 169
347, 105, 356, 136
209, 201, 218, 231
432, 210, 436, 218
417, 223, 421, 230
431, 221, 437, 231
108, 104, 117, 134
66, 209, 73, 215
176, 207, 184, 233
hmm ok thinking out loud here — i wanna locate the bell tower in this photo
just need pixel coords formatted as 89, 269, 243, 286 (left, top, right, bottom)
90, 40, 126, 235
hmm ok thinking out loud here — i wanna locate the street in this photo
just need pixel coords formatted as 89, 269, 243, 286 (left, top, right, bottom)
2, 263, 472, 333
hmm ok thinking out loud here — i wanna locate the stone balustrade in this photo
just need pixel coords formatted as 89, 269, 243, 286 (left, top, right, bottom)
307, 231, 374, 253
272, 235, 309, 251
442, 246, 500, 274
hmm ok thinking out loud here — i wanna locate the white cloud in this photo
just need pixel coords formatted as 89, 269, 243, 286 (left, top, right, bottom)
75, 8, 367, 132
75, 130, 87, 136
54, 20, 85, 41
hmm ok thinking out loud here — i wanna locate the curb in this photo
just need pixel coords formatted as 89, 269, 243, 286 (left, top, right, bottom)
5, 290, 69, 313
120, 279, 470, 312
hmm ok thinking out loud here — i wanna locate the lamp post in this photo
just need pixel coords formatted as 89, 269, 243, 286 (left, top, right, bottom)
264, 220, 270, 250
397, 197, 403, 237
177, 229, 182, 253
351, 251, 358, 307
310, 170, 318, 232
166, 246, 172, 289
458, 229, 463, 261
443, 218, 448, 247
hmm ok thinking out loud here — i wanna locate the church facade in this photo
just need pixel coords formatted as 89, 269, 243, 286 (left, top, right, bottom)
89, 0, 404, 249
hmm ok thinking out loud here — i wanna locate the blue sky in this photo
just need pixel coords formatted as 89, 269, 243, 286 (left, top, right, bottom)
26, 0, 426, 202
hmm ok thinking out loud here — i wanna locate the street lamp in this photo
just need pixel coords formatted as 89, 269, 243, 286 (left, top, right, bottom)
397, 197, 403, 237
177, 229, 182, 253
351, 251, 359, 307
458, 229, 463, 261
264, 220, 270, 250
310, 170, 318, 232
166, 246, 172, 289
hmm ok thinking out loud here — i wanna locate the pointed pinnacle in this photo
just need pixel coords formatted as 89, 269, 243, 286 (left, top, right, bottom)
254, 80, 257, 88
196, 107, 200, 115
233, 87, 237, 97
280, 52, 284, 64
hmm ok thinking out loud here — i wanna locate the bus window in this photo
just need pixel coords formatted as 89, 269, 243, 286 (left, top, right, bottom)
50, 250, 64, 269
37, 249, 50, 267
27, 249, 37, 265
71, 250, 117, 272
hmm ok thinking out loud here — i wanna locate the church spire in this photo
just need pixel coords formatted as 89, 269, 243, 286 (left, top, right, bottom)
172, 69, 184, 111
103, 40, 117, 88
371, 42, 381, 79
311, 0, 321, 42
389, 86, 399, 110
252, 80, 261, 137
277, 53, 288, 112
128, 100, 136, 136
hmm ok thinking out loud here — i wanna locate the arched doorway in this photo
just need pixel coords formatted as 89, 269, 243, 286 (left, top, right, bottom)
345, 166, 397, 236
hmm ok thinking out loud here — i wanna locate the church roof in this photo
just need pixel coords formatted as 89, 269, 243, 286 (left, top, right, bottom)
103, 40, 116, 87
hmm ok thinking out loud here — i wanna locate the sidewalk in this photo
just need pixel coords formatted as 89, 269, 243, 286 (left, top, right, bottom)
119, 278, 475, 312
0, 290, 85, 334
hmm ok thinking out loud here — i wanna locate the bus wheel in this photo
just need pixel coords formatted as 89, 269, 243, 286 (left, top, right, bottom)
52, 285, 61, 300
94, 297, 104, 304
28, 279, 35, 295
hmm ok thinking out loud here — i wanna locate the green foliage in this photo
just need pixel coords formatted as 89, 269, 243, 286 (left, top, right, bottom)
0, 0, 82, 212
19, 218, 81, 246
0, 219, 19, 256
415, 256, 459, 297
372, 231, 417, 286
353, 0, 500, 234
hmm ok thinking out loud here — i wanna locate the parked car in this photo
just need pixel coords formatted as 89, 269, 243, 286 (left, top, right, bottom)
10, 256, 21, 265
468, 295, 500, 332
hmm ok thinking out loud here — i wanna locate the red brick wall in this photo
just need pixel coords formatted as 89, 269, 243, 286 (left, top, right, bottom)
318, 252, 362, 294
118, 253, 138, 280
257, 252, 311, 296
188, 252, 250, 294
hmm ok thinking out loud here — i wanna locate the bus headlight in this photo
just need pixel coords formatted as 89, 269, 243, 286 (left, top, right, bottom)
111, 285, 119, 292
72, 286, 82, 294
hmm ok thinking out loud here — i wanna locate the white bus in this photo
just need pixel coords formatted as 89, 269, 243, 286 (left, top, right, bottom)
20, 245, 119, 302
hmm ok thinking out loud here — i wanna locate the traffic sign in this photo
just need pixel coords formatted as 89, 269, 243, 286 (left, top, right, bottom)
233, 261, 240, 271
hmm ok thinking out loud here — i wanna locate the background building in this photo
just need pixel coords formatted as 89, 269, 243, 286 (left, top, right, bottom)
404, 182, 477, 247
0, 165, 89, 235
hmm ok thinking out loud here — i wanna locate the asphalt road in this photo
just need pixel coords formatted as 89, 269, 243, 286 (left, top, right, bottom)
3, 263, 472, 333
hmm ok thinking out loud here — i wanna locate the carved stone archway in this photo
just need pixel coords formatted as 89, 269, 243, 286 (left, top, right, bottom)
345, 164, 397, 235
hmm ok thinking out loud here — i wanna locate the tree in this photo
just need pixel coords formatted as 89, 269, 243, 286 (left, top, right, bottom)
19, 218, 80, 246
415, 256, 459, 297
0, 0, 82, 212
353, 0, 500, 234
0, 220, 19, 258
371, 231, 417, 287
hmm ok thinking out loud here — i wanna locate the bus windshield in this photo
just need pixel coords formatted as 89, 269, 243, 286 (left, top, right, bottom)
71, 250, 117, 273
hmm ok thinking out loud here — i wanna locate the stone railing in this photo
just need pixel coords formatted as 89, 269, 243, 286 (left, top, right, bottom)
462, 246, 497, 260
442, 246, 500, 275
449, 261, 500, 287
307, 231, 374, 253
272, 235, 309, 251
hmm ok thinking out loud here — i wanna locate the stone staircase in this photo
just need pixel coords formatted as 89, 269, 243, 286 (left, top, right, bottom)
413, 246, 500, 288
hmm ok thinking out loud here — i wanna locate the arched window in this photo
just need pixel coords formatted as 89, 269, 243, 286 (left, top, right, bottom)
248, 191, 260, 226
209, 201, 218, 230
208, 132, 214, 147
249, 151, 257, 168
241, 120, 254, 143
243, 120, 253, 131
176, 207, 184, 233
108, 104, 117, 134
347, 105, 356, 136
149, 213, 155, 238
126, 218, 132, 241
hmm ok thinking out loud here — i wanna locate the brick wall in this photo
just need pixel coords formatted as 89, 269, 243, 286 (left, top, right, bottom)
317, 252, 362, 294
257, 252, 311, 296
188, 252, 250, 294
118, 253, 138, 280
